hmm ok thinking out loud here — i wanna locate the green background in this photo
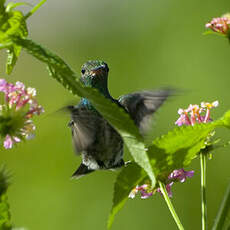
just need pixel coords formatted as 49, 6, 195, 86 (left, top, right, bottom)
1, 0, 230, 229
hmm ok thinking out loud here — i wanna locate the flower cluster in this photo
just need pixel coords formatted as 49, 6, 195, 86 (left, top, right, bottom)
175, 101, 218, 126
129, 168, 194, 199
206, 14, 230, 36
0, 79, 44, 149
156, 169, 194, 197
129, 184, 153, 199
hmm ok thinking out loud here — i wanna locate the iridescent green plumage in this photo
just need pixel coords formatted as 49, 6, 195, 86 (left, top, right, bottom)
69, 60, 170, 178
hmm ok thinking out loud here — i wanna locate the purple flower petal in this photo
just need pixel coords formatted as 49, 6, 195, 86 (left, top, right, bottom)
166, 182, 173, 197
129, 184, 153, 199
4, 135, 13, 149
185, 170, 194, 178
140, 190, 153, 199
0, 79, 8, 93
169, 168, 194, 183
156, 182, 174, 198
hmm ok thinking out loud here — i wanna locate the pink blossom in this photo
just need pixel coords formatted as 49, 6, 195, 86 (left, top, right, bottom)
175, 101, 218, 126
206, 15, 230, 35
168, 169, 194, 183
156, 182, 174, 198
128, 184, 153, 199
175, 112, 191, 126
129, 168, 194, 199
140, 189, 153, 199
156, 168, 194, 198
0, 79, 44, 149
0, 79, 7, 92
3, 135, 13, 149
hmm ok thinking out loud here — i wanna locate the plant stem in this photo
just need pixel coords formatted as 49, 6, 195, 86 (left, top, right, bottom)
159, 181, 184, 230
200, 153, 207, 230
25, 0, 47, 19
212, 181, 230, 230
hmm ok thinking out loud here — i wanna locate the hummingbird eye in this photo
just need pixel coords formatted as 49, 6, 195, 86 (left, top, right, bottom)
81, 69, 86, 74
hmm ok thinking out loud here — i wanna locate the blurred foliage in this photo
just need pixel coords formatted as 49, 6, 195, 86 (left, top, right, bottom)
0, 166, 12, 230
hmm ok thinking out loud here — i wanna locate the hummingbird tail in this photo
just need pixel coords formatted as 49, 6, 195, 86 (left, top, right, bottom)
71, 163, 94, 179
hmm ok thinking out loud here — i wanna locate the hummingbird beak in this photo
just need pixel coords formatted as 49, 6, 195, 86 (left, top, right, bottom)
90, 65, 106, 76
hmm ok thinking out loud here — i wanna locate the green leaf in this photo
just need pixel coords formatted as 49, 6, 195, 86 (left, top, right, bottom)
203, 31, 226, 37
0, 166, 12, 230
0, 0, 6, 15
0, 166, 25, 230
147, 114, 228, 182
212, 182, 230, 230
12, 37, 156, 186
6, 44, 21, 74
5, 2, 31, 13
221, 110, 230, 128
107, 163, 146, 229
0, 10, 28, 45
0, 1, 28, 73
0, 194, 11, 230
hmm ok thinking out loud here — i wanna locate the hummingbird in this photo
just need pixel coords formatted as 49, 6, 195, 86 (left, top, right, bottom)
68, 60, 171, 178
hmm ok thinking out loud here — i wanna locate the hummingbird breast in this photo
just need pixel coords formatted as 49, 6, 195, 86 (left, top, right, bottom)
70, 102, 124, 171
83, 116, 124, 170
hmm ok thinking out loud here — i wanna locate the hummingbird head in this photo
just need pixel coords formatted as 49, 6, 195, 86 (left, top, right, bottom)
80, 60, 109, 94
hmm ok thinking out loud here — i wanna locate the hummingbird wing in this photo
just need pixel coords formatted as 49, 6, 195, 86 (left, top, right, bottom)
68, 106, 101, 154
118, 89, 171, 135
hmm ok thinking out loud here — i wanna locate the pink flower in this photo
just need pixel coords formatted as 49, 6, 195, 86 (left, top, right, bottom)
168, 169, 194, 183
129, 168, 194, 199
3, 135, 13, 149
0, 79, 44, 149
128, 184, 153, 199
206, 15, 230, 35
175, 101, 218, 126
0, 79, 7, 92
156, 182, 174, 198
140, 189, 153, 199
3, 135, 21, 149
156, 168, 194, 197
175, 109, 191, 126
